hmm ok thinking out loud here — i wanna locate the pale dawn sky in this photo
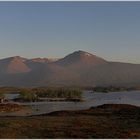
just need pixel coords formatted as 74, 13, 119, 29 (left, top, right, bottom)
0, 1, 140, 63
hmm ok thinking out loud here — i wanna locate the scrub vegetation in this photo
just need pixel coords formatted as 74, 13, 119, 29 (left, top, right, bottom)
93, 86, 136, 93
15, 88, 82, 102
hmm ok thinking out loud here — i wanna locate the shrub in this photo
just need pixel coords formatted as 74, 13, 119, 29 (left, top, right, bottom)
35, 88, 82, 99
19, 89, 38, 102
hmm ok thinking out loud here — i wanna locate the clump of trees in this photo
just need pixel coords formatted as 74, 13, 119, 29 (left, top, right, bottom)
35, 88, 82, 99
17, 88, 82, 102
18, 89, 38, 102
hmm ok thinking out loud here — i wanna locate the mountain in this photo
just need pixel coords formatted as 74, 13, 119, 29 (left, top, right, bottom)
55, 50, 107, 66
0, 56, 30, 74
0, 50, 140, 87
30, 58, 49, 63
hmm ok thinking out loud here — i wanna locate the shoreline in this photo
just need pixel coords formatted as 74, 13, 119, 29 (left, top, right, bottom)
0, 103, 139, 117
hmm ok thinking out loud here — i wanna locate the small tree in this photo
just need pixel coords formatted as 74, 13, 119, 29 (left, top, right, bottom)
19, 89, 38, 102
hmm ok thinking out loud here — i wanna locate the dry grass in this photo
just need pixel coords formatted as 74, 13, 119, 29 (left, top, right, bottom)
0, 104, 140, 138
0, 103, 22, 112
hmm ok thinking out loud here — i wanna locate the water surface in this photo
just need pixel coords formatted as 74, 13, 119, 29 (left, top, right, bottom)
1, 90, 140, 116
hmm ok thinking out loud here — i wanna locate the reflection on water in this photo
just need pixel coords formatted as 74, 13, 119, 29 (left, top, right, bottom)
2, 90, 140, 116
4, 93, 19, 100
19, 90, 140, 115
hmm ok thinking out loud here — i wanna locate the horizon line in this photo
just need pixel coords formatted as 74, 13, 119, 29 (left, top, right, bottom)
0, 50, 139, 65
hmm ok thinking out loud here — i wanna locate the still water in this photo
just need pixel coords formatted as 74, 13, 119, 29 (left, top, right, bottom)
1, 90, 140, 116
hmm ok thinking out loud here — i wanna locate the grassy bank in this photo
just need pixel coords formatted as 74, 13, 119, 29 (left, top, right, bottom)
0, 103, 22, 112
0, 104, 139, 138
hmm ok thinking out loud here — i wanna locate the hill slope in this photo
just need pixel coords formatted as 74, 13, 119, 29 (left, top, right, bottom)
0, 51, 140, 87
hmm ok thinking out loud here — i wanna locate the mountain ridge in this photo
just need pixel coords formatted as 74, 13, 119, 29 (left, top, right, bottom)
0, 50, 140, 87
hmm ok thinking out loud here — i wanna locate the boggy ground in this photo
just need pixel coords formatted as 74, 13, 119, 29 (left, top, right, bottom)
0, 104, 140, 138
0, 103, 22, 112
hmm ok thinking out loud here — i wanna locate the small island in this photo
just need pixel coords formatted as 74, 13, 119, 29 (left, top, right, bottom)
13, 88, 83, 102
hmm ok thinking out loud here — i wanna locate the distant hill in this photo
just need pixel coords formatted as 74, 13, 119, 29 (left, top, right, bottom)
0, 50, 140, 87
0, 56, 30, 74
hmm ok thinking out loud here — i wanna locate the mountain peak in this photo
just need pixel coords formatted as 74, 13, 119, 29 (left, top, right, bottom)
13, 56, 21, 58
0, 56, 30, 74
7, 56, 27, 62
55, 50, 107, 66
72, 50, 93, 57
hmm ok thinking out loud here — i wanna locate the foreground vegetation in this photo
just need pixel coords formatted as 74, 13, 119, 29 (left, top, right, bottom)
0, 104, 139, 138
0, 104, 22, 112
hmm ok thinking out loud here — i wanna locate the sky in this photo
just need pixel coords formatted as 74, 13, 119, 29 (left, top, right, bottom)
0, 1, 140, 63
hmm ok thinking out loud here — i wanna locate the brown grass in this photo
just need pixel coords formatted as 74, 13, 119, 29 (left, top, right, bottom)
0, 104, 139, 138
0, 103, 22, 112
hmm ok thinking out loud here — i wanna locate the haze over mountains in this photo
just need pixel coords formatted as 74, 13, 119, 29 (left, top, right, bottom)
0, 50, 140, 87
